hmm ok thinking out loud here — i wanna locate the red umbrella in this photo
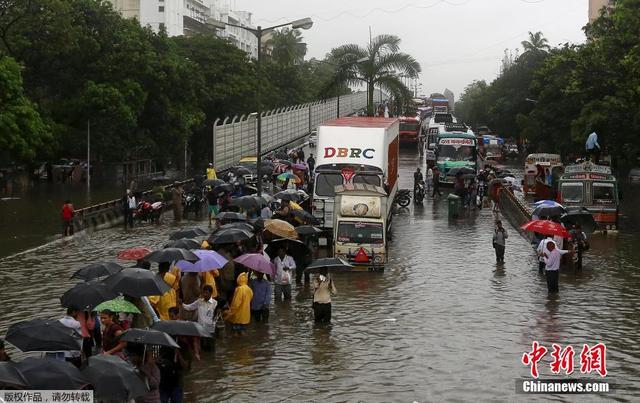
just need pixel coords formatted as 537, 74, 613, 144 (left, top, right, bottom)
117, 247, 152, 261
520, 220, 571, 238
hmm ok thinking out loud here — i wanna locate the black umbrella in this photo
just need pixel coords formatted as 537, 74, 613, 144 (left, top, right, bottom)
274, 190, 302, 202
203, 178, 225, 187
60, 281, 119, 311
71, 261, 124, 280
264, 238, 310, 259
6, 319, 82, 352
0, 362, 28, 388
303, 257, 353, 274
143, 248, 200, 263
208, 228, 254, 245
295, 225, 322, 236
82, 355, 148, 401
169, 228, 207, 240
164, 238, 201, 250
231, 166, 253, 176
216, 211, 247, 222
560, 207, 596, 234
104, 268, 171, 297
17, 358, 89, 390
447, 166, 476, 176
532, 204, 566, 218
214, 183, 234, 193
290, 209, 319, 225
216, 222, 255, 233
119, 328, 180, 348
250, 217, 266, 229
231, 195, 268, 210
150, 320, 212, 338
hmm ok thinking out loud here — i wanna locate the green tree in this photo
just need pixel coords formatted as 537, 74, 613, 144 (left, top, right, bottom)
331, 34, 421, 115
0, 55, 48, 161
267, 28, 306, 66
521, 31, 550, 54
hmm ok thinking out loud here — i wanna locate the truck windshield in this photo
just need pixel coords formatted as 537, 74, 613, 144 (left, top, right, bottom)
437, 144, 475, 162
315, 173, 343, 197
337, 222, 384, 245
592, 182, 615, 204
353, 175, 381, 186
561, 182, 583, 203
400, 123, 419, 132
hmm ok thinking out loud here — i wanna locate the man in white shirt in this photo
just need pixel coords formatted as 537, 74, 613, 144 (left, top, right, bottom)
182, 285, 217, 351
272, 248, 295, 301
542, 241, 570, 293
182, 285, 217, 335
54, 307, 83, 366
536, 236, 553, 274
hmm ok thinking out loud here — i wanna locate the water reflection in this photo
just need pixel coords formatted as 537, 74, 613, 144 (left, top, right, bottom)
0, 152, 638, 401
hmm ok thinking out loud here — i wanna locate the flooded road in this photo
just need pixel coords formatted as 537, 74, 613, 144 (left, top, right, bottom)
1, 150, 639, 401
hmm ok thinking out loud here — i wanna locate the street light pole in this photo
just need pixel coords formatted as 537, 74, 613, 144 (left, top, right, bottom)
256, 26, 263, 196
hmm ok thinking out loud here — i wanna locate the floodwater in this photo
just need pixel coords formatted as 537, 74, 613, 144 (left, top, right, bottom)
1, 150, 639, 402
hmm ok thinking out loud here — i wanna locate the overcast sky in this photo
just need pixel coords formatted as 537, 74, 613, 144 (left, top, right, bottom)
234, 0, 588, 98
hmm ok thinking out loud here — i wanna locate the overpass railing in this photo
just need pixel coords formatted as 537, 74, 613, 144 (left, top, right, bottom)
212, 89, 388, 170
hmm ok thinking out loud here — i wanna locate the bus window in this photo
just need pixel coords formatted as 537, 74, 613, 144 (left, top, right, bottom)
592, 182, 615, 204
561, 182, 583, 203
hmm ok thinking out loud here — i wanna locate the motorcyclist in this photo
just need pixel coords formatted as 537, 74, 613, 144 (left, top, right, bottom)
413, 167, 423, 195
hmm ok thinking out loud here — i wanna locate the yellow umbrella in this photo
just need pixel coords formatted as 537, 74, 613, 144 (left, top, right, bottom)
289, 201, 302, 210
264, 219, 298, 240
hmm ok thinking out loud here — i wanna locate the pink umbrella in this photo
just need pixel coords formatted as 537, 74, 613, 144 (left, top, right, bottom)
234, 253, 275, 276
175, 250, 228, 273
292, 163, 308, 171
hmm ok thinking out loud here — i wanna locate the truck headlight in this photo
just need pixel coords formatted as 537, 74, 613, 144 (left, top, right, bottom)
373, 254, 385, 264
335, 253, 347, 260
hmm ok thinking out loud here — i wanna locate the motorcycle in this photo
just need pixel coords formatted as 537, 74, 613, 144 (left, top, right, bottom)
183, 191, 205, 219
396, 189, 411, 207
414, 181, 425, 204
135, 200, 163, 223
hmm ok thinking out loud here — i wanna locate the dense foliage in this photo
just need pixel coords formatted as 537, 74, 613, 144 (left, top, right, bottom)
0, 0, 350, 168
455, 0, 640, 172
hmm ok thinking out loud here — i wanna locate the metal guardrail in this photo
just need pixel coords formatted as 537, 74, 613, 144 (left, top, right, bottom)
212, 90, 388, 170
498, 184, 533, 233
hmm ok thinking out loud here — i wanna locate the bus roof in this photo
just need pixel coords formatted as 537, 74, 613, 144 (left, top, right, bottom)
438, 131, 476, 138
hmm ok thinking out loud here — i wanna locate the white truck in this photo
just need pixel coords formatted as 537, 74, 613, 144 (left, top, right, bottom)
333, 184, 389, 269
312, 117, 399, 247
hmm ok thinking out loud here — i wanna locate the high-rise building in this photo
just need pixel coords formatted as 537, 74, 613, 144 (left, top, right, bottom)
589, 0, 614, 23
107, 0, 258, 57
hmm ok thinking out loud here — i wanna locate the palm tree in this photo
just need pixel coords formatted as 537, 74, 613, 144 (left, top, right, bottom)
331, 34, 421, 116
521, 31, 550, 53
266, 28, 307, 66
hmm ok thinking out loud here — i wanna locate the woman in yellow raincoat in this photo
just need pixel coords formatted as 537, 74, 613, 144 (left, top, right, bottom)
223, 272, 253, 336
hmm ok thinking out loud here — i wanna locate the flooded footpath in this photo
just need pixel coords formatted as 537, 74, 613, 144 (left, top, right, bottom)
1, 149, 639, 401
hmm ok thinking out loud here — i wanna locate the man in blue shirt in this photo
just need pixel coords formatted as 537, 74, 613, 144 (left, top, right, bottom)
250, 272, 272, 323
585, 131, 600, 163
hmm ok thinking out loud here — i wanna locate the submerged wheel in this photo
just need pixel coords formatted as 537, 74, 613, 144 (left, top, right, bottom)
397, 196, 411, 207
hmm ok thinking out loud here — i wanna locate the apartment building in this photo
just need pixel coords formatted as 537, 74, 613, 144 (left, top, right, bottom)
588, 0, 614, 23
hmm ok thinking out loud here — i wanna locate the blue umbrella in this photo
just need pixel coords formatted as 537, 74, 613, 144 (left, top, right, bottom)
175, 249, 228, 272
533, 200, 563, 208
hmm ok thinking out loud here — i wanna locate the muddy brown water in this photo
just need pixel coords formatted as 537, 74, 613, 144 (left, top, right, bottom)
0, 150, 639, 402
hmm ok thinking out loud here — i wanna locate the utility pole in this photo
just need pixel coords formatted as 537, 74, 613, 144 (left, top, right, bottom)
256, 25, 263, 196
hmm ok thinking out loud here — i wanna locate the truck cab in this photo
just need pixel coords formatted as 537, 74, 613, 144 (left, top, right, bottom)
333, 184, 389, 270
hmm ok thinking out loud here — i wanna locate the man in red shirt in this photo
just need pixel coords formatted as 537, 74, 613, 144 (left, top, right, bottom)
62, 200, 74, 236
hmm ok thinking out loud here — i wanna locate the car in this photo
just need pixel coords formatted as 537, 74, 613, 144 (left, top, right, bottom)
628, 167, 640, 183
308, 130, 318, 147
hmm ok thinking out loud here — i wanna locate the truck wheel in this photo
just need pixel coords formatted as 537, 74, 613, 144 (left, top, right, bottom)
397, 196, 410, 207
